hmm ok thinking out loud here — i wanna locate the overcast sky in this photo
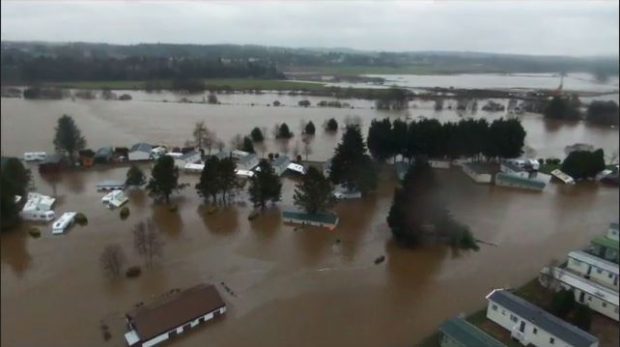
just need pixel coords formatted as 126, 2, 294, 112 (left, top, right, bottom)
1, 0, 618, 56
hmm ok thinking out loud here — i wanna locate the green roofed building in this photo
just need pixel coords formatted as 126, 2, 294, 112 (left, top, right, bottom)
282, 209, 339, 230
589, 234, 619, 264
495, 172, 546, 192
439, 317, 506, 347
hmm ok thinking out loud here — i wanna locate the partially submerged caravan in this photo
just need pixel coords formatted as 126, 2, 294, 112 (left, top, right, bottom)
101, 190, 129, 209
23, 152, 47, 161
52, 212, 78, 235
19, 193, 56, 222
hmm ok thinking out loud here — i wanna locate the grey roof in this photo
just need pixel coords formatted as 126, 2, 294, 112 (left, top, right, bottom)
487, 290, 598, 347
130, 143, 152, 153
239, 153, 258, 165
496, 172, 546, 189
180, 150, 200, 161
96, 180, 125, 187
439, 317, 506, 347
214, 151, 231, 160
272, 155, 290, 167
95, 146, 114, 157
40, 154, 64, 164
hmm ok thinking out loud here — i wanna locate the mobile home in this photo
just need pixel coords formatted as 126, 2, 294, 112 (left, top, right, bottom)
566, 251, 619, 291
438, 317, 506, 347
485, 289, 598, 347
52, 212, 78, 235
282, 210, 339, 230
23, 152, 47, 161
540, 267, 619, 321
101, 190, 129, 209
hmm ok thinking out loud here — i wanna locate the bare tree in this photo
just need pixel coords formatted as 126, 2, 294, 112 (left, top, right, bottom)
229, 134, 244, 151
133, 220, 163, 267
100, 244, 126, 278
193, 121, 208, 149
217, 140, 225, 152
302, 135, 313, 160
292, 141, 301, 159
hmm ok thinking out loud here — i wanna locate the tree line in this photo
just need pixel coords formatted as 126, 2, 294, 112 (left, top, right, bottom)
544, 96, 619, 126
367, 117, 526, 162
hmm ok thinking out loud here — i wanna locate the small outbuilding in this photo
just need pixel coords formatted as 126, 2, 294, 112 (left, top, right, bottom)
282, 209, 339, 230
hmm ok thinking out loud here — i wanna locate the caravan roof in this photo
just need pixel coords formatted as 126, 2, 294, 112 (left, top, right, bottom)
52, 212, 77, 235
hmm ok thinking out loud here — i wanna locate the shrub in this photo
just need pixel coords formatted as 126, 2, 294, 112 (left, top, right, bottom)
120, 207, 130, 220
551, 289, 575, 319
28, 227, 41, 238
125, 266, 142, 278
75, 213, 88, 226
168, 204, 178, 212
572, 304, 592, 331
273, 100, 281, 107
248, 211, 259, 221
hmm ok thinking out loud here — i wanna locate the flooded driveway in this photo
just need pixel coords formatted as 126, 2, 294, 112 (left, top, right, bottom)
1, 95, 619, 347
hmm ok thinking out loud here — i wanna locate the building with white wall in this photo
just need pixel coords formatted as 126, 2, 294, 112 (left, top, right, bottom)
566, 251, 619, 291
485, 289, 598, 347
124, 284, 226, 347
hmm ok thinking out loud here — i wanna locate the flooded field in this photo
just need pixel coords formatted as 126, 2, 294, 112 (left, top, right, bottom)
1, 94, 619, 347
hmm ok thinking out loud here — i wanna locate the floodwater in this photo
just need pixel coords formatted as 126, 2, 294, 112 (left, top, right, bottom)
358, 73, 620, 93
1, 94, 619, 347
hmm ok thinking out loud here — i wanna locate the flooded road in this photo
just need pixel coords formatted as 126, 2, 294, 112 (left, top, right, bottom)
1, 94, 619, 347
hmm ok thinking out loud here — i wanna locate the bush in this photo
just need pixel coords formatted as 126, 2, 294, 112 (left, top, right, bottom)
168, 204, 178, 212
273, 100, 281, 107
120, 207, 130, 220
75, 213, 88, 226
561, 149, 605, 180
125, 266, 142, 278
248, 211, 259, 221
572, 304, 592, 331
325, 118, 338, 132
551, 289, 575, 319
28, 227, 41, 238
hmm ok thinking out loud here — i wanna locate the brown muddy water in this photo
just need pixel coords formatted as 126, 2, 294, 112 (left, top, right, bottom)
1, 95, 619, 347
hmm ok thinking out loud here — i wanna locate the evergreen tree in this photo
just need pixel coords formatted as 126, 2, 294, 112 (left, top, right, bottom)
146, 156, 182, 204
53, 114, 86, 163
276, 123, 293, 139
487, 118, 526, 159
1, 174, 20, 230
196, 156, 220, 204
367, 118, 394, 161
304, 121, 316, 135
218, 157, 237, 204
325, 118, 338, 132
551, 289, 576, 319
251, 127, 265, 142
293, 166, 334, 214
242, 136, 255, 153
329, 125, 377, 194
249, 159, 282, 209
1, 158, 31, 197
561, 149, 606, 179
391, 118, 408, 158
572, 305, 592, 331
125, 165, 146, 187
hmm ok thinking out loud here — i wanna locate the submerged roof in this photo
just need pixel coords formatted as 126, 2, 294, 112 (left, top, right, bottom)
128, 284, 225, 342
272, 155, 290, 167
238, 153, 258, 165
496, 172, 546, 189
179, 150, 200, 161
282, 210, 338, 225
486, 289, 598, 347
439, 317, 506, 347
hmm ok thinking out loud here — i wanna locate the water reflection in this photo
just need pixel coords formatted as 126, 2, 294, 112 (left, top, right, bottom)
151, 204, 184, 239
0, 228, 32, 277
250, 207, 282, 242
197, 205, 240, 234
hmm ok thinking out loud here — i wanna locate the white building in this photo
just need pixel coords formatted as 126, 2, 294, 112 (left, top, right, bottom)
333, 185, 362, 200
272, 156, 291, 176
566, 250, 619, 291
19, 193, 56, 222
540, 267, 619, 321
102, 190, 129, 209
237, 153, 259, 171
124, 283, 226, 347
462, 163, 493, 184
184, 163, 204, 173
52, 212, 77, 235
486, 288, 598, 347
23, 152, 47, 161
173, 151, 201, 168
128, 143, 153, 161
551, 169, 575, 185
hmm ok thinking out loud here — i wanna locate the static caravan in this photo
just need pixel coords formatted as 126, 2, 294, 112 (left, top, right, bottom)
333, 185, 362, 200
237, 154, 259, 171
52, 212, 78, 235
551, 169, 575, 185
589, 235, 619, 264
102, 190, 129, 209
184, 163, 204, 173
566, 251, 619, 291
20, 209, 56, 223
287, 163, 305, 175
235, 169, 255, 178
540, 267, 619, 321
495, 172, 546, 192
20, 193, 56, 222
97, 180, 125, 192
124, 284, 226, 347
151, 147, 167, 160
129, 143, 153, 161
173, 151, 201, 168
272, 156, 291, 176
462, 163, 493, 184
486, 289, 598, 347
24, 152, 47, 161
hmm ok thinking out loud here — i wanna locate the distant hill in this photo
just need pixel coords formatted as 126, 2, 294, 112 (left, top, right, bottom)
1, 41, 618, 83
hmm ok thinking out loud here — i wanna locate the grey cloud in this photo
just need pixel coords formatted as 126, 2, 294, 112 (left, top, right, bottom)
1, 0, 618, 56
